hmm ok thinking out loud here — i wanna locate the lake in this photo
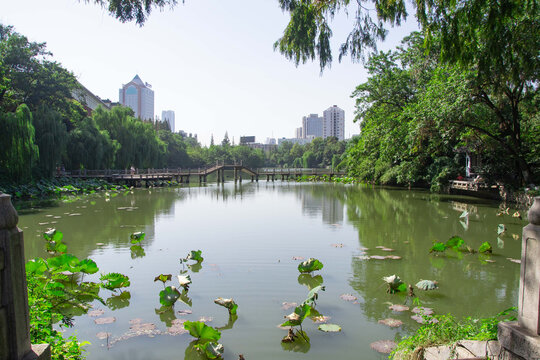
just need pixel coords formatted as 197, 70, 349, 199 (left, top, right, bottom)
19, 182, 524, 359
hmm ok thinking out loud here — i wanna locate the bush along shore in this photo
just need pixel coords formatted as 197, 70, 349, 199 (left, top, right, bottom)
0, 177, 183, 207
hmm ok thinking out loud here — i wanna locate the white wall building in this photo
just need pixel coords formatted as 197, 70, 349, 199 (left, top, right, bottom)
162, 110, 175, 132
302, 114, 323, 138
323, 105, 345, 140
119, 75, 154, 121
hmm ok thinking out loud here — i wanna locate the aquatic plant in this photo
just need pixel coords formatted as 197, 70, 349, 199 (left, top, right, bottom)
130, 231, 145, 244
100, 273, 130, 292
214, 298, 238, 315
415, 280, 439, 291
298, 258, 324, 273
183, 321, 223, 359
159, 286, 181, 306
383, 275, 406, 294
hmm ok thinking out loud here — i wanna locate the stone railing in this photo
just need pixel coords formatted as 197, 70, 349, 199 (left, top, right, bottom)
0, 193, 50, 360
498, 196, 540, 359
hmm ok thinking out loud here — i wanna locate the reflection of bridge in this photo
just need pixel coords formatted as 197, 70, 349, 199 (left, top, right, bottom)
61, 164, 346, 185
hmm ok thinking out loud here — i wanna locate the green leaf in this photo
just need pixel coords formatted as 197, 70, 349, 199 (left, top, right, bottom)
430, 241, 447, 253
497, 224, 506, 235
186, 250, 204, 263
446, 236, 464, 250
154, 274, 172, 284
159, 286, 180, 306
78, 259, 98, 274
100, 273, 130, 290
106, 291, 131, 310
305, 285, 325, 305
459, 210, 469, 218
214, 297, 238, 315
183, 321, 221, 342
318, 324, 342, 332
297, 258, 324, 273
47, 254, 80, 272
479, 241, 493, 254
130, 232, 145, 244
130, 245, 146, 258
26, 258, 48, 275
281, 303, 312, 327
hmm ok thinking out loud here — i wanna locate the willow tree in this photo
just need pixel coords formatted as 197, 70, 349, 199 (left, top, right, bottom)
0, 105, 39, 182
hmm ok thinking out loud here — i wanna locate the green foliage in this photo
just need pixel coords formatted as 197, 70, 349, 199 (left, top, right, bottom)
154, 273, 172, 284
446, 236, 465, 250
478, 242, 493, 254
304, 285, 325, 306
100, 272, 130, 291
430, 241, 447, 253
281, 303, 313, 327
130, 231, 146, 244
25, 229, 128, 358
184, 321, 222, 343
393, 308, 517, 358
297, 258, 324, 273
186, 250, 204, 263
159, 286, 181, 306
382, 274, 406, 294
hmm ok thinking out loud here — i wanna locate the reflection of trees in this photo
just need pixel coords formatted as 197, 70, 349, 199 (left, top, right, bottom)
341, 186, 520, 325
23, 188, 185, 260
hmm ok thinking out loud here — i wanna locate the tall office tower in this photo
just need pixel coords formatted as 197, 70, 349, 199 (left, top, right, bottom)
162, 110, 175, 132
302, 113, 323, 138
295, 127, 303, 138
323, 105, 345, 140
119, 75, 154, 120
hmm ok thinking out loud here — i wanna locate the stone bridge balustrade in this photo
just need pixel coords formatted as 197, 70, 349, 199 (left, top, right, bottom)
0, 193, 50, 360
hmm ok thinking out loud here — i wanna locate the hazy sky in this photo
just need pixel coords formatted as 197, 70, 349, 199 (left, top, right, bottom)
0, 0, 417, 146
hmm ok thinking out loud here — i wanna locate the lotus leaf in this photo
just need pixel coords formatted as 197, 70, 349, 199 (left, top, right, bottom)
460, 210, 469, 218
497, 224, 506, 235
159, 286, 181, 306
44, 229, 63, 242
297, 258, 324, 273
318, 324, 341, 332
26, 258, 48, 275
305, 285, 325, 305
183, 320, 221, 342
47, 254, 80, 272
154, 274, 172, 284
100, 273, 130, 291
378, 318, 403, 328
214, 297, 238, 315
382, 275, 404, 294
446, 236, 464, 250
415, 279, 439, 291
186, 250, 204, 263
281, 303, 312, 327
479, 242, 493, 254
178, 289, 193, 307
281, 330, 310, 353
130, 232, 145, 244
78, 259, 99, 274
430, 242, 447, 253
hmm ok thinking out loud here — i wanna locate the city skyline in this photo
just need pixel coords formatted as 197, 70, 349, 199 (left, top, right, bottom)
0, 0, 418, 146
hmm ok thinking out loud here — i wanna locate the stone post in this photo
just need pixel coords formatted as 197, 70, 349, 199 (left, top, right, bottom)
0, 193, 50, 360
498, 196, 540, 359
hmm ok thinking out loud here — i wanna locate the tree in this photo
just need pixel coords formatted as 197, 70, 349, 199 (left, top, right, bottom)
221, 131, 230, 147
32, 107, 68, 177
274, 0, 539, 76
0, 24, 78, 113
0, 104, 39, 182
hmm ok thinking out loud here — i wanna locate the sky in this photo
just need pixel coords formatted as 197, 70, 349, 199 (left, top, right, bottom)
0, 0, 418, 146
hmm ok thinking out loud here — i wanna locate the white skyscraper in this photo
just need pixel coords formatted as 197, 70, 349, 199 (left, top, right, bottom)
323, 105, 345, 140
162, 110, 175, 132
302, 114, 323, 138
119, 75, 154, 120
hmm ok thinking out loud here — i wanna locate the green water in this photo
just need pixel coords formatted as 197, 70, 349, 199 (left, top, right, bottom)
19, 183, 524, 359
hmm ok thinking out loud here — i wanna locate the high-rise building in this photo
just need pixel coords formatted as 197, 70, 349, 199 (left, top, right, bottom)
302, 114, 323, 138
295, 127, 303, 138
323, 105, 345, 140
119, 75, 154, 120
162, 110, 175, 132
